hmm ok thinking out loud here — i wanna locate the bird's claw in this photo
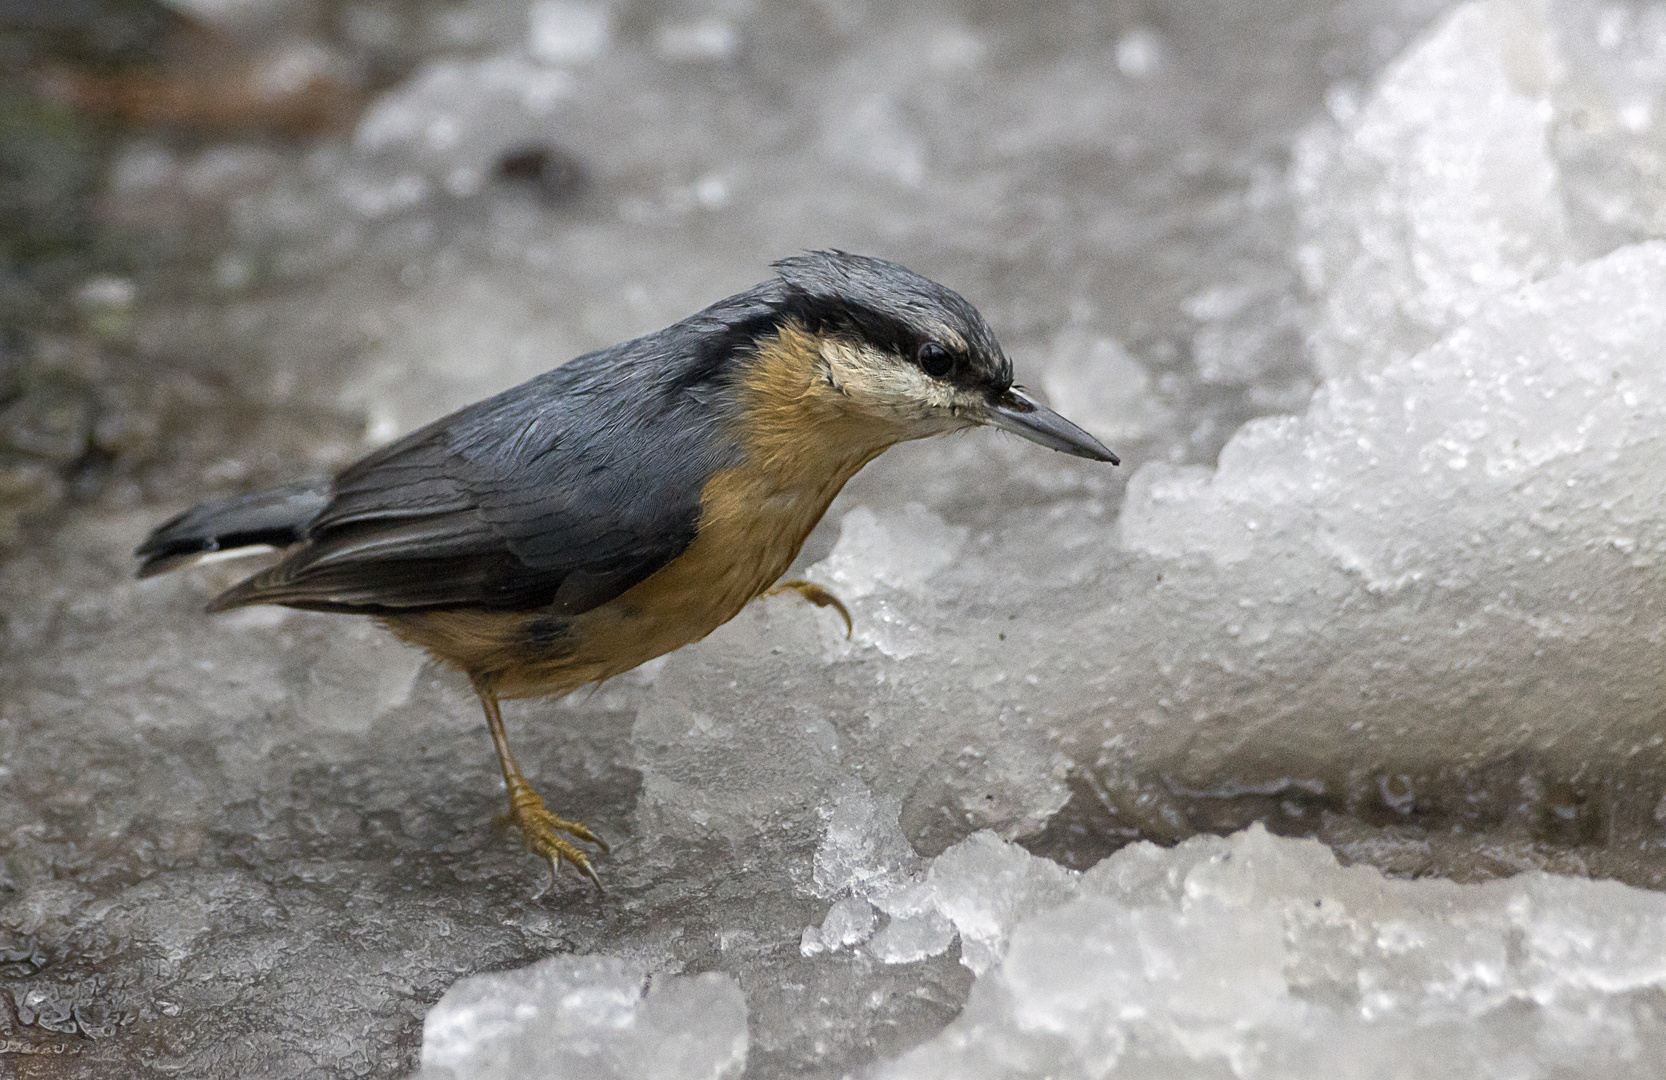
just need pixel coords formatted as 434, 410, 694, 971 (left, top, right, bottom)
497, 780, 607, 892
768, 578, 852, 638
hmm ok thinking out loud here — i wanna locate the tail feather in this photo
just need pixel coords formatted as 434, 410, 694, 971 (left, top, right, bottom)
135, 481, 330, 579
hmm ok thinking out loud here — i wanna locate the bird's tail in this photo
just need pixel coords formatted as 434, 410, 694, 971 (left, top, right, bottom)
134, 481, 330, 579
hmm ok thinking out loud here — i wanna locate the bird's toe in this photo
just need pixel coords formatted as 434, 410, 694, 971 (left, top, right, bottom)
767, 578, 853, 638
498, 786, 608, 892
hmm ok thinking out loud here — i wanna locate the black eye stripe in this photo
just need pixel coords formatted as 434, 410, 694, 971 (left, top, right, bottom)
762, 288, 1008, 393
774, 292, 916, 357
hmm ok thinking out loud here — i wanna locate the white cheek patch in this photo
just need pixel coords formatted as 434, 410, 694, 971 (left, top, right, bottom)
819, 340, 970, 420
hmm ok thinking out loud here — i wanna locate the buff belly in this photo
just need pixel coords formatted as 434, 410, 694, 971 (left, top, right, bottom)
383, 526, 793, 700
384, 446, 883, 699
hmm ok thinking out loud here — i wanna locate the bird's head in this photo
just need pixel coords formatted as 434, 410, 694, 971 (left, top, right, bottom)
731, 251, 1118, 464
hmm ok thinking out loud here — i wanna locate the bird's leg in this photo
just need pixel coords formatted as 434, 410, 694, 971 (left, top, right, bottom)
474, 681, 608, 891
766, 579, 852, 639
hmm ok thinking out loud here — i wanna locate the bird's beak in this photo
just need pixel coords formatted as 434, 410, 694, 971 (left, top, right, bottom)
983, 388, 1120, 464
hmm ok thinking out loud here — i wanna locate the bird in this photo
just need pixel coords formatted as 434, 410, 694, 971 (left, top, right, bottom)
135, 251, 1119, 891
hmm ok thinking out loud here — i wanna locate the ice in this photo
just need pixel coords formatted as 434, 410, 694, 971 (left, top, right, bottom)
800, 897, 878, 957
1039, 328, 1173, 448
866, 907, 957, 968
1297, 0, 1666, 382
1108, 241, 1666, 788
300, 618, 427, 735
13, 0, 1666, 1076
810, 506, 968, 603
1294, 0, 1571, 379
630, 554, 1076, 862
876, 825, 1666, 1079
1113, 29, 1163, 80
417, 955, 746, 1080
1550, 1, 1666, 252
527, 2, 613, 66
811, 791, 919, 900
351, 55, 576, 196
900, 831, 1076, 977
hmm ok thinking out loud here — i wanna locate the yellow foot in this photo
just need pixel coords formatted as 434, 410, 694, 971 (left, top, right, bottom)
767, 578, 852, 638
495, 778, 609, 892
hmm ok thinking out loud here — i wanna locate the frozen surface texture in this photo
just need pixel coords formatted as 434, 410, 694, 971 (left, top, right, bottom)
1295, 0, 1571, 379
1112, 242, 1666, 781
9, 0, 1666, 1077
418, 955, 746, 1080
1550, 1, 1666, 254
879, 825, 1666, 1080
1296, 0, 1666, 381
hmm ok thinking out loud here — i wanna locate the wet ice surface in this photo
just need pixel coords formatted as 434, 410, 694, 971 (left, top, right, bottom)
420, 956, 747, 1079
8, 0, 1666, 1076
876, 825, 1666, 1080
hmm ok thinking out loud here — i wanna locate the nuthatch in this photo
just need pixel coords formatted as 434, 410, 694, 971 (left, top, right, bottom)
137, 252, 1118, 889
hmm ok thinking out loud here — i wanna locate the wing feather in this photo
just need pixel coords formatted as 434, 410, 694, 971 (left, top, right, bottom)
210, 336, 743, 616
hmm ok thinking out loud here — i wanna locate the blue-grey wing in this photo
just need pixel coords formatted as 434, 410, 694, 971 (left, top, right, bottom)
208, 347, 740, 615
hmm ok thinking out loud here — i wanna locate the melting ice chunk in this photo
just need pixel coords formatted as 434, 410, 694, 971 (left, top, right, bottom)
1107, 241, 1666, 784
419, 955, 747, 1080
875, 825, 1666, 1079
799, 896, 878, 957
811, 505, 968, 602
1294, 0, 1570, 379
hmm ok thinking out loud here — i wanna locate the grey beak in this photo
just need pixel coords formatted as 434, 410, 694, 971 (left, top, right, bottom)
984, 388, 1120, 464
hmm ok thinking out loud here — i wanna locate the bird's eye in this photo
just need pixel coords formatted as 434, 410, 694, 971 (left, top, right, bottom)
915, 342, 955, 378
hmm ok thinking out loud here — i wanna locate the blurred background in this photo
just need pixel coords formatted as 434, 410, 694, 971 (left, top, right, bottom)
0, 0, 1449, 555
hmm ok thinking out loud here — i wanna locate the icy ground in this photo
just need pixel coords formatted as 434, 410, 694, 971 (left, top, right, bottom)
7, 0, 1666, 1076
